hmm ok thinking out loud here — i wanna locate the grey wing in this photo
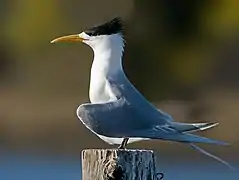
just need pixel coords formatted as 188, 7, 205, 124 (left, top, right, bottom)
77, 98, 156, 138
107, 77, 173, 122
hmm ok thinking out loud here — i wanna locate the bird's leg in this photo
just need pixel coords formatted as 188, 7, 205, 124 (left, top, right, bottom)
118, 138, 129, 149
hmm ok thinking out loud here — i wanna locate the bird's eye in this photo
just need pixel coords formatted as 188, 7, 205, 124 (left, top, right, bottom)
85, 31, 94, 36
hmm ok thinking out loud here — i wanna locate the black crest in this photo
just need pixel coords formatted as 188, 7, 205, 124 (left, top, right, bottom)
85, 17, 123, 36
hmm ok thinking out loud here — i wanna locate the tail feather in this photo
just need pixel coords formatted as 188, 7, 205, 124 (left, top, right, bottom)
164, 132, 229, 145
170, 121, 219, 133
190, 143, 236, 170
129, 128, 228, 145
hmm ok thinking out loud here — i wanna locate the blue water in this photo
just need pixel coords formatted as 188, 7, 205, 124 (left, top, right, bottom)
0, 154, 238, 180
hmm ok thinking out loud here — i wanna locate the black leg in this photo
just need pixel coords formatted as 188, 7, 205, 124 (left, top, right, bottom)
118, 138, 129, 149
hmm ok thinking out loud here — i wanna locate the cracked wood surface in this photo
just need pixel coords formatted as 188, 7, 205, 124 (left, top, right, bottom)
82, 149, 156, 180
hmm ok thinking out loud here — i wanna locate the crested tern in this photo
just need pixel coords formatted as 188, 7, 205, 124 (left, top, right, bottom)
51, 17, 234, 169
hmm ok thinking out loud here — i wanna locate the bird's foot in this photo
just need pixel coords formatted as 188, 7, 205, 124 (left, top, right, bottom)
118, 138, 129, 150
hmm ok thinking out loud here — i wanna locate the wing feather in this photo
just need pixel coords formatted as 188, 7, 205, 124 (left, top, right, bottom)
77, 98, 152, 137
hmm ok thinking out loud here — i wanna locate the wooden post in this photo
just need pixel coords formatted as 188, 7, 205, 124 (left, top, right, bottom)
82, 149, 157, 180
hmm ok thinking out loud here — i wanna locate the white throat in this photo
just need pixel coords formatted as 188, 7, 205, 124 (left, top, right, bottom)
88, 34, 125, 103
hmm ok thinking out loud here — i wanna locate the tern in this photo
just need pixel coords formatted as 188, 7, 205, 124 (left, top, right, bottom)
51, 17, 234, 169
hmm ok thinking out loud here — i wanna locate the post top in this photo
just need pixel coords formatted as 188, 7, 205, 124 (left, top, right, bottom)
82, 148, 154, 153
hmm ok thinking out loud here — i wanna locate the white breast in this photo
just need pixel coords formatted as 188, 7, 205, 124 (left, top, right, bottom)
89, 73, 117, 103
89, 55, 118, 103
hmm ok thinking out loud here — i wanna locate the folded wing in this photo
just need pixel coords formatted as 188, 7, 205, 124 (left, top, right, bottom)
77, 97, 162, 137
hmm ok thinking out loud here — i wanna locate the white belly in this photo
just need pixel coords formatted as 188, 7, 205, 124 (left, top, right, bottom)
97, 134, 149, 145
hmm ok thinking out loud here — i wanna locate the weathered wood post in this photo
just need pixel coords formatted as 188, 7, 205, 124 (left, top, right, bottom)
82, 149, 157, 180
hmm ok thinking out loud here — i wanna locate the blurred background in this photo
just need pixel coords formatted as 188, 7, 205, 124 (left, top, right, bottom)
1, 0, 239, 179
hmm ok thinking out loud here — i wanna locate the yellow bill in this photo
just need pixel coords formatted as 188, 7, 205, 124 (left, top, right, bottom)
51, 34, 87, 43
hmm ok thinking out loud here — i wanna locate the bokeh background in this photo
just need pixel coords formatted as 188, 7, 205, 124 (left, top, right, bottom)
1, 0, 239, 179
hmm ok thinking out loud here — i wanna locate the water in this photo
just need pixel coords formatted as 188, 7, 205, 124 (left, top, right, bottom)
0, 154, 238, 180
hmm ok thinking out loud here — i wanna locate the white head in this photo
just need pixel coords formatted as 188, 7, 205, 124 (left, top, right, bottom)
51, 17, 125, 58
51, 18, 126, 103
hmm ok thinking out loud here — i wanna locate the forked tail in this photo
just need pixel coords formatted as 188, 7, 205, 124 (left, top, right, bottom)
189, 143, 236, 170
171, 122, 236, 169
